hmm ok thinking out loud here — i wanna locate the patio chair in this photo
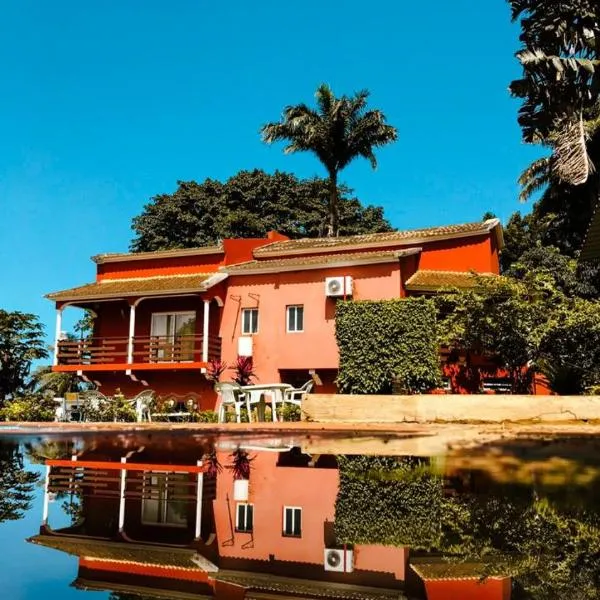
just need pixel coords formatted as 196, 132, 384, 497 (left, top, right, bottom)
215, 382, 246, 423
129, 390, 156, 422
79, 390, 109, 422
283, 380, 314, 408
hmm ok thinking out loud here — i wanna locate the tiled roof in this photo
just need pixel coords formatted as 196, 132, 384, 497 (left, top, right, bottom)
46, 273, 221, 302
254, 219, 501, 257
225, 249, 420, 274
92, 245, 223, 264
410, 561, 507, 581
405, 270, 495, 291
218, 571, 402, 599
28, 535, 201, 569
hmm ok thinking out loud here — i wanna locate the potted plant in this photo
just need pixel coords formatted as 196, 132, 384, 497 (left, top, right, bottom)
232, 356, 256, 386
206, 359, 228, 384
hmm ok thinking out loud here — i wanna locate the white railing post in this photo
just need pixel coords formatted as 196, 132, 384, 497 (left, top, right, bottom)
202, 299, 210, 363
118, 457, 127, 532
127, 304, 136, 364
53, 308, 63, 367
195, 460, 204, 540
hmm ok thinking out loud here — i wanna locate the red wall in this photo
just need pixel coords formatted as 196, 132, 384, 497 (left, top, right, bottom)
424, 577, 511, 600
417, 235, 496, 273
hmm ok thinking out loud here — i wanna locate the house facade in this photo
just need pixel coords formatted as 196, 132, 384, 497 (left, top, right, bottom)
47, 219, 504, 405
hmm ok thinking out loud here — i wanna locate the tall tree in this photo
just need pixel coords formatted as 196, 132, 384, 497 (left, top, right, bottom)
130, 170, 392, 252
0, 310, 48, 405
0, 441, 39, 523
261, 84, 397, 237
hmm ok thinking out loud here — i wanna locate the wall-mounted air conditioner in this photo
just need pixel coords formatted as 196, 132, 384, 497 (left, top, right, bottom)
238, 336, 253, 357
325, 276, 353, 298
324, 548, 354, 572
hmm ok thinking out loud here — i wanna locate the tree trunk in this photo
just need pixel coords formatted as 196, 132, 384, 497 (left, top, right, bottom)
327, 171, 339, 237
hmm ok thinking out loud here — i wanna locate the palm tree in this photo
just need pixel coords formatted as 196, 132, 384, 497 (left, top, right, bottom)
261, 84, 397, 237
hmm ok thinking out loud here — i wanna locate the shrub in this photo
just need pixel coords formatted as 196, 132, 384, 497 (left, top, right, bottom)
191, 409, 219, 423
79, 393, 136, 422
335, 298, 440, 394
277, 403, 301, 421
0, 395, 56, 422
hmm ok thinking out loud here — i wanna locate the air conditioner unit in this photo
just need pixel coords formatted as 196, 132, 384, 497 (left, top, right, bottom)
324, 548, 354, 572
325, 276, 353, 298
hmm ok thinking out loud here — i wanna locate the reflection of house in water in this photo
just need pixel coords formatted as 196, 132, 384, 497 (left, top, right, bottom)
28, 441, 509, 599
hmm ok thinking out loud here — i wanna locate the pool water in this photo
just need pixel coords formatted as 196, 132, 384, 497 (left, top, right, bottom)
1, 430, 599, 600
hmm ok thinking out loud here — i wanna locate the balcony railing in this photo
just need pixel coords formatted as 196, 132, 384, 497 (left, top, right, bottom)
56, 335, 222, 367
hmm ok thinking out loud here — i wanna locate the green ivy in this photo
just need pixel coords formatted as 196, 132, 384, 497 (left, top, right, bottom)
335, 298, 441, 394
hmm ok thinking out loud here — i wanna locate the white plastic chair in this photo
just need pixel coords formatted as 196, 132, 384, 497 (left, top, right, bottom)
130, 390, 156, 422
215, 382, 245, 423
283, 380, 314, 408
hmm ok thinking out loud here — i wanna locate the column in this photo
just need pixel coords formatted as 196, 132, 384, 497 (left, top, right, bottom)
53, 308, 63, 367
202, 299, 210, 363
118, 457, 127, 532
195, 460, 204, 540
127, 304, 136, 364
42, 465, 51, 526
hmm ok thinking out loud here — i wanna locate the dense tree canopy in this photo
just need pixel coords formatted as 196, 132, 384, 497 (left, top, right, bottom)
130, 170, 392, 252
0, 310, 48, 404
261, 84, 397, 237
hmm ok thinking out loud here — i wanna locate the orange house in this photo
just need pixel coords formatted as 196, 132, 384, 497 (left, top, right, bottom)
46, 218, 504, 403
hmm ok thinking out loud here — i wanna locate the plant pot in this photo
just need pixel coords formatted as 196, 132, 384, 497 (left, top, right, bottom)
233, 478, 249, 501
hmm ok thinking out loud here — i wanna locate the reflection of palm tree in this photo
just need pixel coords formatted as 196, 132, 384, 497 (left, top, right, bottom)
27, 365, 90, 397
24, 439, 76, 465
0, 441, 39, 523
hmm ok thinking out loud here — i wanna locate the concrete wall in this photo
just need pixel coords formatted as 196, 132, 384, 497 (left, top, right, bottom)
303, 394, 600, 424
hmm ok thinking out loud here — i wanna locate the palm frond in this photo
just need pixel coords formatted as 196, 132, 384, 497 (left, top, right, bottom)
552, 114, 594, 186
518, 156, 552, 202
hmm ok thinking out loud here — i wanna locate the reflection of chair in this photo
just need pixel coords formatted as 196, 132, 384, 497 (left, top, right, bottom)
130, 390, 156, 422
215, 383, 245, 423
283, 380, 314, 408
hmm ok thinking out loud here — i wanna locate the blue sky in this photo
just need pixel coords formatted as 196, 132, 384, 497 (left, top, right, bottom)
0, 0, 542, 336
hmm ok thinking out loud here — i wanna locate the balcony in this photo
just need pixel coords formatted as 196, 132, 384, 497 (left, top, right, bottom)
55, 335, 222, 372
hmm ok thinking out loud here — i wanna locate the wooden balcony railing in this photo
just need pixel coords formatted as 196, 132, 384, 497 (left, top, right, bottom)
56, 335, 222, 367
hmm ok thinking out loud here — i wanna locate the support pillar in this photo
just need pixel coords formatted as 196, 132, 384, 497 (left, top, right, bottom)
42, 465, 51, 526
195, 460, 204, 540
53, 308, 63, 366
118, 457, 127, 532
127, 304, 136, 364
202, 299, 210, 363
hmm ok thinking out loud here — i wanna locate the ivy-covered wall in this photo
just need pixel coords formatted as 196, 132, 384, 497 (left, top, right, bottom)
335, 298, 440, 394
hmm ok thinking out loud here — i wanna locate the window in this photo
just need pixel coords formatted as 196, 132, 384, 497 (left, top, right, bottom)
150, 312, 196, 361
141, 472, 188, 527
241, 308, 259, 335
286, 305, 304, 333
236, 503, 254, 532
283, 506, 302, 537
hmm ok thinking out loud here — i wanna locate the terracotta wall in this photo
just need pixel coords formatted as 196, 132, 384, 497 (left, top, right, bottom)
213, 452, 406, 582
423, 577, 511, 600
220, 263, 402, 382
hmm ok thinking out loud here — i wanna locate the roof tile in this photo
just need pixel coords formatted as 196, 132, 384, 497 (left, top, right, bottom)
225, 249, 418, 274
405, 270, 495, 291
46, 274, 215, 301
255, 220, 499, 257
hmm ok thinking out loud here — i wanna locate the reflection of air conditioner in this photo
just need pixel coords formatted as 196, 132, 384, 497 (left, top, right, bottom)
324, 548, 354, 572
325, 276, 353, 298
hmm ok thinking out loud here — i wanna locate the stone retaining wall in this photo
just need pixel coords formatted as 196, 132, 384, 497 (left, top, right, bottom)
302, 394, 600, 424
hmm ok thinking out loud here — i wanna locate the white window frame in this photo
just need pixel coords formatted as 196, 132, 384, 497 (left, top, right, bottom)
282, 505, 302, 537
140, 471, 188, 528
286, 305, 304, 333
235, 502, 254, 533
241, 308, 259, 335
